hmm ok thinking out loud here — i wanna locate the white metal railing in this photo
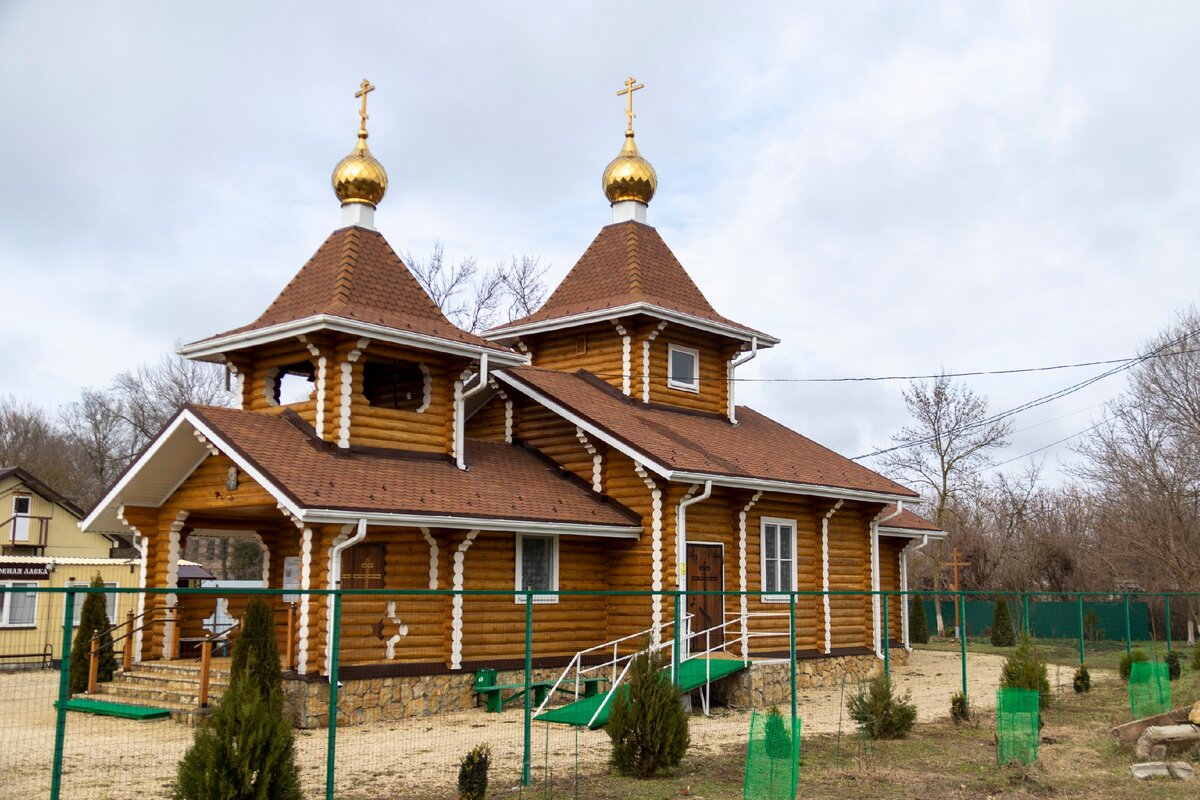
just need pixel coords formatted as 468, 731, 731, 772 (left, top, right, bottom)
534, 614, 693, 724
685, 611, 789, 714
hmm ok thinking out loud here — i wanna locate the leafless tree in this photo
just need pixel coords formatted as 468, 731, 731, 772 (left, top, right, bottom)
0, 397, 81, 495
879, 375, 1012, 632
405, 242, 549, 333
1074, 307, 1200, 637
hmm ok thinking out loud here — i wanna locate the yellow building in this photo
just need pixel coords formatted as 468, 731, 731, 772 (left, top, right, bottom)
0, 467, 212, 667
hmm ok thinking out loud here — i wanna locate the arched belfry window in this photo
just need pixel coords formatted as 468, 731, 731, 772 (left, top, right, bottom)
272, 361, 316, 405
363, 358, 430, 412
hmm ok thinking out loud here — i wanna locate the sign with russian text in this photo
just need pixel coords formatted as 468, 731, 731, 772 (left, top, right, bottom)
0, 562, 51, 580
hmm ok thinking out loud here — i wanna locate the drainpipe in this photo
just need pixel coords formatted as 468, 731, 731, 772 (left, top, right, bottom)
675, 480, 712, 656
325, 518, 367, 674
726, 337, 758, 424
456, 352, 489, 470
872, 502, 904, 657
901, 534, 930, 651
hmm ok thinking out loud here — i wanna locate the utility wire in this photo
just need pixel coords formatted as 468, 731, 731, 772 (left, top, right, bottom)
852, 327, 1200, 461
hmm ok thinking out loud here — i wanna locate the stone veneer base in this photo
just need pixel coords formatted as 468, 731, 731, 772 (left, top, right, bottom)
281, 649, 910, 729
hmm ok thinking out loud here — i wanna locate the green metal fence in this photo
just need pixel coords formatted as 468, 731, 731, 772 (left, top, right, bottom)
0, 586, 1196, 799
923, 597, 1152, 641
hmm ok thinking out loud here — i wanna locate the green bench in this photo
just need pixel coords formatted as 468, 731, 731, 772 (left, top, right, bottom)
473, 669, 608, 713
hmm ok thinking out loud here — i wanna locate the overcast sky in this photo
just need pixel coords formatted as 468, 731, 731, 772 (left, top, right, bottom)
2, 1, 1197, 485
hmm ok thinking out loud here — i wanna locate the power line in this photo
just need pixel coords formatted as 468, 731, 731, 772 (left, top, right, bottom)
981, 418, 1109, 472
852, 328, 1200, 462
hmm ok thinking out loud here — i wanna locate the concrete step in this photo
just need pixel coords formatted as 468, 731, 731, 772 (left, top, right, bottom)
96, 682, 225, 706
123, 661, 231, 680
113, 671, 229, 692
78, 691, 213, 728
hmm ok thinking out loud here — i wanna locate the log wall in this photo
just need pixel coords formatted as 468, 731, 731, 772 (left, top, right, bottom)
878, 536, 904, 642
525, 322, 626, 390
345, 342, 458, 454
645, 326, 740, 415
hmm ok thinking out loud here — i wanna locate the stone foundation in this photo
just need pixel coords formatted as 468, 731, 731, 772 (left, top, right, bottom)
719, 647, 909, 709
281, 667, 563, 728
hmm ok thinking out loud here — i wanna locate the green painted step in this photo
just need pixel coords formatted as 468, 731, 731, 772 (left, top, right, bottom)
535, 657, 749, 729
60, 697, 171, 721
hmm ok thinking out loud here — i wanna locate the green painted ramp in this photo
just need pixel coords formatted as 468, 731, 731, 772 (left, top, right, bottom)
60, 698, 171, 721
535, 656, 749, 729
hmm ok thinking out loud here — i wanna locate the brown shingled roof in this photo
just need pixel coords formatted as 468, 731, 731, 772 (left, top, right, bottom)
189, 405, 639, 528
490, 221, 770, 340
878, 505, 943, 533
196, 226, 511, 353
497, 368, 917, 499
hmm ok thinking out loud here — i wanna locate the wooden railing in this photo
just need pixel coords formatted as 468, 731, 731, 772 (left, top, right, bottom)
0, 515, 51, 551
87, 602, 300, 708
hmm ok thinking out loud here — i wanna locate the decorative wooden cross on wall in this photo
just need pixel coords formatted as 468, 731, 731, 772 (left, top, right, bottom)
616, 76, 644, 134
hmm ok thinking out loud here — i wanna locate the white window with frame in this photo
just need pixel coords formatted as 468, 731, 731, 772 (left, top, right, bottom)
11, 495, 32, 542
0, 582, 38, 627
667, 344, 700, 393
69, 581, 119, 626
514, 534, 559, 604
760, 517, 797, 602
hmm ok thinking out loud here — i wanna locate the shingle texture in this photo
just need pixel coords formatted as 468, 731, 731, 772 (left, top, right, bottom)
492, 221, 768, 338
879, 505, 942, 532
499, 367, 918, 499
198, 226, 510, 352
189, 405, 639, 528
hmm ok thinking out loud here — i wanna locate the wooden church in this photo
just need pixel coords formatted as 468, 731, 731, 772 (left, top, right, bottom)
83, 79, 942, 720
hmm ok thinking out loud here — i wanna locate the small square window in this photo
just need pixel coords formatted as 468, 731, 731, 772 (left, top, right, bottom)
667, 344, 699, 393
13, 496, 30, 515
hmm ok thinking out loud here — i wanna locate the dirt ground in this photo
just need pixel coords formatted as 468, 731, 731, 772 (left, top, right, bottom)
0, 651, 1102, 799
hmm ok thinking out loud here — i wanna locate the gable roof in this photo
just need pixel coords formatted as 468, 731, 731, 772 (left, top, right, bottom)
495, 367, 917, 502
0, 466, 85, 518
181, 226, 517, 359
487, 221, 776, 344
83, 405, 641, 537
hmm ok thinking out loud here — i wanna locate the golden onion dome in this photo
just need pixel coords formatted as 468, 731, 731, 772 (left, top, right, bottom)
602, 132, 657, 205
332, 131, 388, 206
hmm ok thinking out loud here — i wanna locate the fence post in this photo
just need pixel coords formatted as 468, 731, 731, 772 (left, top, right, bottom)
51, 590, 77, 800
789, 591, 798, 788
672, 591, 681, 688
87, 633, 99, 694
1022, 593, 1030, 636
958, 592, 967, 706
324, 592, 342, 800
1077, 593, 1085, 666
198, 634, 212, 708
522, 590, 533, 787
123, 609, 134, 671
1124, 594, 1132, 658
882, 590, 890, 680
1164, 594, 1172, 654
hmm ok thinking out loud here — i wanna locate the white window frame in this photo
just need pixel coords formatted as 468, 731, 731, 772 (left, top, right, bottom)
514, 534, 559, 605
69, 580, 119, 626
0, 581, 39, 627
760, 517, 797, 603
666, 344, 700, 393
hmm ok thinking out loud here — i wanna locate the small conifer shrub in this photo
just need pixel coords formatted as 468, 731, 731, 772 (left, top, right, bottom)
990, 597, 1016, 648
1082, 610, 1104, 642
173, 598, 301, 800
69, 574, 117, 694
1073, 664, 1091, 694
847, 674, 917, 739
1000, 636, 1051, 712
950, 691, 970, 724
909, 595, 930, 645
1164, 651, 1181, 681
606, 646, 690, 777
458, 743, 491, 800
1118, 648, 1149, 682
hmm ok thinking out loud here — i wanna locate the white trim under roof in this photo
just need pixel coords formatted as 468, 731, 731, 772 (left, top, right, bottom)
486, 302, 780, 347
493, 370, 918, 505
878, 526, 947, 539
177, 314, 528, 366
81, 408, 641, 540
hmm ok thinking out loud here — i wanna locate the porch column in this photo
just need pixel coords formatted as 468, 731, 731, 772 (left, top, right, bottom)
297, 526, 314, 674
163, 511, 189, 660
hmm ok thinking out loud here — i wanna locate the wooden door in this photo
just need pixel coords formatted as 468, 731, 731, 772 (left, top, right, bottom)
343, 543, 385, 589
686, 543, 724, 651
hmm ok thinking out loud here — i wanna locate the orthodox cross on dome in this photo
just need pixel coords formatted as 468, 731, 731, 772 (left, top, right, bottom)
355, 78, 375, 136
616, 76, 644, 134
